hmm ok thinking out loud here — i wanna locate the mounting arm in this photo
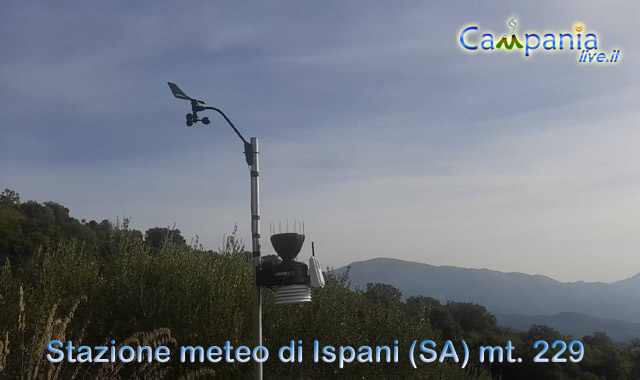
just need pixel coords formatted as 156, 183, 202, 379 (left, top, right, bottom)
199, 106, 254, 165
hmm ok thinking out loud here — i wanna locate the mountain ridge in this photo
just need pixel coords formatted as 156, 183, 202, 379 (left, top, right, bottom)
337, 257, 640, 325
344, 257, 636, 285
615, 272, 640, 288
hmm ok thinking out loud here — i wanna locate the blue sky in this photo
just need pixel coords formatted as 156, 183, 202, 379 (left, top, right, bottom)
1, 1, 639, 282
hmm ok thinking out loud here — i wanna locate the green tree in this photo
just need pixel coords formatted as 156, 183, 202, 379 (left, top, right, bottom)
0, 189, 20, 207
144, 227, 186, 248
445, 301, 497, 334
0, 208, 23, 255
582, 332, 631, 380
406, 296, 460, 339
364, 282, 402, 306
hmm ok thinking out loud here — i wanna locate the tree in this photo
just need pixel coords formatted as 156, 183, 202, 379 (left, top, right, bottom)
628, 338, 640, 380
0, 207, 24, 255
407, 296, 460, 339
144, 227, 186, 249
582, 332, 631, 379
0, 189, 20, 208
445, 301, 497, 334
364, 283, 402, 306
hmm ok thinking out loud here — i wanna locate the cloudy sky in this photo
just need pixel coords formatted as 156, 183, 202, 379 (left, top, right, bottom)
1, 1, 639, 283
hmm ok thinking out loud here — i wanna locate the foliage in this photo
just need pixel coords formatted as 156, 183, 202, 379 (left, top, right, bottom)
144, 226, 187, 249
0, 189, 185, 259
363, 282, 403, 306
0, 191, 638, 379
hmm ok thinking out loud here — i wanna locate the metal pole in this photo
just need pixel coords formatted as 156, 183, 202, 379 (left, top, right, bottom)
249, 137, 263, 380
167, 84, 263, 375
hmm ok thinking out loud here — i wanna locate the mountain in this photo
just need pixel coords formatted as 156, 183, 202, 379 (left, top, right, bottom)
615, 273, 640, 289
497, 312, 640, 343
337, 258, 640, 324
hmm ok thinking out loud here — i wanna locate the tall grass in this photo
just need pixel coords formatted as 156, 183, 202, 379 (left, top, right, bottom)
0, 226, 490, 379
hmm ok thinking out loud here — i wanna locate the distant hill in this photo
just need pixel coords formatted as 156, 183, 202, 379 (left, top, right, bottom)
497, 312, 640, 343
338, 258, 640, 324
615, 273, 640, 289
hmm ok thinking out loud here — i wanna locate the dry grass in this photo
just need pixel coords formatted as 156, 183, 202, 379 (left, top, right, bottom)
0, 285, 204, 380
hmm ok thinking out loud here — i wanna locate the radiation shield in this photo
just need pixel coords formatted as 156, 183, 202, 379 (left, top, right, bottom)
274, 284, 312, 304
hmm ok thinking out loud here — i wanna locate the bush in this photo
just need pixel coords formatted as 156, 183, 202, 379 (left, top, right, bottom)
0, 226, 491, 379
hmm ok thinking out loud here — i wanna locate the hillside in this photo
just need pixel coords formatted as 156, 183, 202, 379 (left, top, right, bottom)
339, 258, 640, 324
497, 312, 640, 343
615, 273, 640, 289
2, 192, 639, 379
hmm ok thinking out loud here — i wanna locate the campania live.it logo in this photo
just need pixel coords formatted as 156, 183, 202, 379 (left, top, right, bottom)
458, 16, 622, 64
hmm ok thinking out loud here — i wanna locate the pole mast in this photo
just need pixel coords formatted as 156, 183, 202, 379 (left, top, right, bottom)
249, 137, 263, 380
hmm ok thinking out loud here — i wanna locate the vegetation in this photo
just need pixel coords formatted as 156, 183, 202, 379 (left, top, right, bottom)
0, 189, 638, 379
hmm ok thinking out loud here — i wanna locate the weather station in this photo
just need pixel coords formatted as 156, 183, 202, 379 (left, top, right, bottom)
260, 230, 325, 304
167, 83, 325, 380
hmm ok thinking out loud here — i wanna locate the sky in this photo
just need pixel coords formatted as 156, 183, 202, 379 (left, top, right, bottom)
1, 1, 639, 283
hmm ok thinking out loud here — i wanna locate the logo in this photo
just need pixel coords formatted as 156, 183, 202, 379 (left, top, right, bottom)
458, 17, 622, 64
